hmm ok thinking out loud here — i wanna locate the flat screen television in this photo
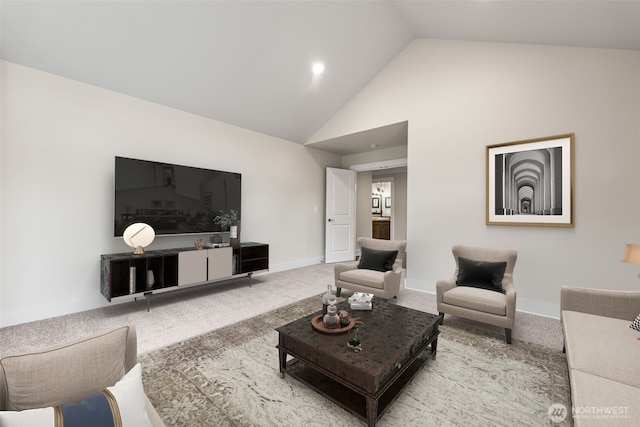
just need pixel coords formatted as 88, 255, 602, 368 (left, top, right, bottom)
114, 156, 241, 237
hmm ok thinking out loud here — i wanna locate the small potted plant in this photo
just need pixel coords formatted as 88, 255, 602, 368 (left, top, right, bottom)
213, 209, 239, 243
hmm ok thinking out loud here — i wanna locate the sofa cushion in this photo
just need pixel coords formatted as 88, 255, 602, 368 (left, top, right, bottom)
563, 311, 640, 388
443, 286, 506, 316
630, 313, 640, 331
358, 247, 398, 272
456, 257, 506, 294
0, 326, 131, 411
340, 269, 385, 290
568, 370, 639, 427
0, 363, 152, 427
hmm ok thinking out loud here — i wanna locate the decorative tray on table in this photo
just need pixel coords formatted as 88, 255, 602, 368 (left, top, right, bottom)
311, 314, 356, 334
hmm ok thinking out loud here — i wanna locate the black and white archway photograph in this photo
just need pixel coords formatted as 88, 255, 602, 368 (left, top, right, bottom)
487, 134, 574, 227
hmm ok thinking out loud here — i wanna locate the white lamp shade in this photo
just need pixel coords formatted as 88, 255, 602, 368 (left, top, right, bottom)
123, 223, 155, 252
621, 244, 640, 265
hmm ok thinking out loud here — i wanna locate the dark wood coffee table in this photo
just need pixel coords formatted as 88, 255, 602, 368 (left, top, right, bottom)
276, 298, 440, 427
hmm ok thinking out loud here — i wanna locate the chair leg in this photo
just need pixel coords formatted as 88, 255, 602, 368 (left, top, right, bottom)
336, 287, 342, 297
438, 312, 444, 325
505, 328, 512, 344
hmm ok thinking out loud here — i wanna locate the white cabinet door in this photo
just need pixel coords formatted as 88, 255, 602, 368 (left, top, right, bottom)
208, 247, 233, 280
178, 250, 207, 286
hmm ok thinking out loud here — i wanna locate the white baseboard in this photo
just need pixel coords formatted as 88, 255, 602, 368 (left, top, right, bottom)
1, 295, 102, 328
269, 256, 325, 274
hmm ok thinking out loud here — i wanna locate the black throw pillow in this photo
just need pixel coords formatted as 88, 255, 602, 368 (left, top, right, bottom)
358, 247, 398, 272
456, 256, 507, 294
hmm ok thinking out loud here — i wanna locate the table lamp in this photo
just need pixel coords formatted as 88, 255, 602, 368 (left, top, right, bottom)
123, 223, 155, 255
621, 243, 640, 265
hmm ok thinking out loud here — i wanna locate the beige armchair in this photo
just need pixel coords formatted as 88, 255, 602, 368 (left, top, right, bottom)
334, 237, 407, 300
436, 245, 517, 344
0, 325, 165, 426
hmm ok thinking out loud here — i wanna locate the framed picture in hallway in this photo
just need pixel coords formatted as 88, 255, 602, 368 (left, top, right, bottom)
486, 133, 574, 227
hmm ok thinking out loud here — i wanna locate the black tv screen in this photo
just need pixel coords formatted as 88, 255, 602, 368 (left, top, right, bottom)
114, 156, 241, 237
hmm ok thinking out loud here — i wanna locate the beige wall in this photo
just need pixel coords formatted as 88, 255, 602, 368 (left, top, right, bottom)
309, 39, 640, 317
355, 171, 373, 240
0, 61, 340, 326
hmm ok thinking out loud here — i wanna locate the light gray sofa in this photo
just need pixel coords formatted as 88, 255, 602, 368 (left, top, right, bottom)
0, 325, 165, 426
561, 286, 640, 426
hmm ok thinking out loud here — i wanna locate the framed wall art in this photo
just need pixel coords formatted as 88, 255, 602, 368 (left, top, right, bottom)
486, 133, 574, 227
203, 192, 212, 209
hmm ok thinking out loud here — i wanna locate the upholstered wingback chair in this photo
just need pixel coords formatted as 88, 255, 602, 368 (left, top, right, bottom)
436, 245, 517, 344
0, 325, 165, 426
334, 237, 406, 300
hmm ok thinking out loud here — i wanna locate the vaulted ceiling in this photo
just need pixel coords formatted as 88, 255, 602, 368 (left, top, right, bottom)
2, 1, 639, 147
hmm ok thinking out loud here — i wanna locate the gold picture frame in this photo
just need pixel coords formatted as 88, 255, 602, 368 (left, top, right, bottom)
486, 133, 574, 227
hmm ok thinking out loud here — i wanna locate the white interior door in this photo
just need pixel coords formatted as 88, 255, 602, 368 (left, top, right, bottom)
325, 167, 356, 263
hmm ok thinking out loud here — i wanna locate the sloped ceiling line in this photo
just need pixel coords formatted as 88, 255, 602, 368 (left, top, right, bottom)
1, 1, 638, 147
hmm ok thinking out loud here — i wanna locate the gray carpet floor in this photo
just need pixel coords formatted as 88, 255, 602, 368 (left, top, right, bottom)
0, 262, 564, 358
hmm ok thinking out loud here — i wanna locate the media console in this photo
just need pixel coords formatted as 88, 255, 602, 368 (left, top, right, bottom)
100, 242, 269, 305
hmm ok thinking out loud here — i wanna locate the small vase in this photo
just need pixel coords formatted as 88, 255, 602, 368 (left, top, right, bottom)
147, 270, 155, 290
349, 326, 361, 347
323, 304, 340, 329
322, 285, 336, 316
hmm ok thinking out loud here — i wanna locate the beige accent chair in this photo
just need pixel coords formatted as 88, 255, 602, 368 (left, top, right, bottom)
334, 237, 407, 300
436, 245, 517, 344
0, 325, 165, 426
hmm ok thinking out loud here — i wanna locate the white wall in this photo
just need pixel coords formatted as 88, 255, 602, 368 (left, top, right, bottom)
0, 61, 341, 327
342, 145, 407, 166
309, 39, 640, 317
355, 171, 373, 240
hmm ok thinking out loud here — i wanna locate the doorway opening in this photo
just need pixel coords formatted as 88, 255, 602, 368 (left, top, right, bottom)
372, 179, 393, 239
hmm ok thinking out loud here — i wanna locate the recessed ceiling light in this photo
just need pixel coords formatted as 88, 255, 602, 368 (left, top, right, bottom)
370, 144, 378, 148
312, 63, 325, 75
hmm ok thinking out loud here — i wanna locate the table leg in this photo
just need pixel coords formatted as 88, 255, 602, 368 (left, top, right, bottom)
431, 337, 438, 360
366, 396, 378, 427
279, 348, 287, 378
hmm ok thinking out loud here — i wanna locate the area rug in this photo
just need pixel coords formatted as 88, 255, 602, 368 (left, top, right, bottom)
139, 296, 572, 426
